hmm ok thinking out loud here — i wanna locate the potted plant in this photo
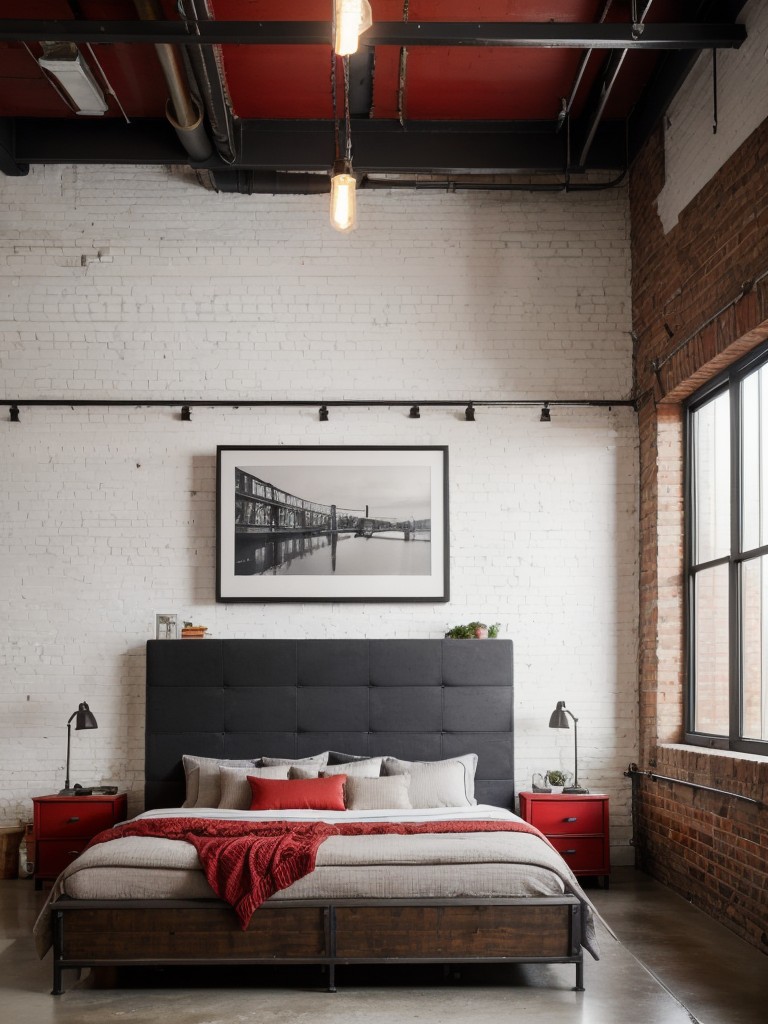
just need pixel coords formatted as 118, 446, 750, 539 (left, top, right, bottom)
545, 770, 572, 794
444, 622, 501, 639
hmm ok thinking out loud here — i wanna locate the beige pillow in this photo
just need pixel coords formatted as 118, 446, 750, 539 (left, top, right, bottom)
288, 766, 321, 780
182, 755, 257, 808
383, 754, 478, 806
219, 764, 291, 810
260, 753, 329, 768
288, 757, 382, 782
322, 756, 382, 779
345, 775, 412, 811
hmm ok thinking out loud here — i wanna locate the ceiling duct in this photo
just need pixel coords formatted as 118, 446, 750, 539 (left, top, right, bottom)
38, 42, 108, 116
132, 0, 212, 162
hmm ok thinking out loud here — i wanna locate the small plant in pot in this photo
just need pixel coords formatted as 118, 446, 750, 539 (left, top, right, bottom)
445, 621, 501, 639
545, 770, 572, 793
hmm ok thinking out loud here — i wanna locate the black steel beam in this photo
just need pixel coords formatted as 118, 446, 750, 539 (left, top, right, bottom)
14, 118, 188, 165
575, 0, 654, 168
11, 117, 626, 173
0, 119, 29, 176
0, 20, 747, 49
627, 0, 748, 160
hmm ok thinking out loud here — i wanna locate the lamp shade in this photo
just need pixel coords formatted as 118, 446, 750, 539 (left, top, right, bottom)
548, 701, 569, 729
74, 701, 98, 730
546, 700, 588, 793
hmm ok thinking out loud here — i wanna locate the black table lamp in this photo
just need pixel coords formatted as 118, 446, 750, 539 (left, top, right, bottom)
548, 700, 588, 794
60, 702, 98, 795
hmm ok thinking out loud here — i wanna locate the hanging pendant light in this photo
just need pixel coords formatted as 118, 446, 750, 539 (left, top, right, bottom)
330, 159, 357, 233
330, 55, 358, 233
334, 0, 373, 57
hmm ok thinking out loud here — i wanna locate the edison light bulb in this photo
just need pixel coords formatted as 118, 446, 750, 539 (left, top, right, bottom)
330, 171, 357, 233
334, 0, 373, 56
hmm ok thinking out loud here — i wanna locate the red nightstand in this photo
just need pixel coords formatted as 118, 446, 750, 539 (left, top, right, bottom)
32, 793, 127, 889
518, 791, 610, 887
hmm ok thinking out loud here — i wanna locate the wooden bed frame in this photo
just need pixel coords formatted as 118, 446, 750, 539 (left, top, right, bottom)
49, 639, 587, 993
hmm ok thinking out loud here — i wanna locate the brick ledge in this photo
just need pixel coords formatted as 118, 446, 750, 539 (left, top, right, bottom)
658, 742, 768, 766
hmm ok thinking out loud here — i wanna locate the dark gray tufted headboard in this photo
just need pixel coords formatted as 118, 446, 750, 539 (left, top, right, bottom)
145, 639, 514, 810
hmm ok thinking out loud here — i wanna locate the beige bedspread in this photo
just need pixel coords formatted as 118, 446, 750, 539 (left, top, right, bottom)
34, 806, 602, 959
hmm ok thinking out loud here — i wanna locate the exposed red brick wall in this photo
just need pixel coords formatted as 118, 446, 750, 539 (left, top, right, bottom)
634, 747, 768, 951
631, 118, 768, 954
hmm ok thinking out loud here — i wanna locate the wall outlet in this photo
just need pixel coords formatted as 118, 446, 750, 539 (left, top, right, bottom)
155, 613, 178, 640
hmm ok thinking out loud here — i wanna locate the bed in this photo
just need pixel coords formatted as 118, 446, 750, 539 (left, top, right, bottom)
38, 639, 599, 994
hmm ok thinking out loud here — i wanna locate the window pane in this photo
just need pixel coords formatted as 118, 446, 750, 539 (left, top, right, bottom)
692, 391, 730, 563
742, 557, 768, 741
693, 563, 729, 735
741, 366, 768, 552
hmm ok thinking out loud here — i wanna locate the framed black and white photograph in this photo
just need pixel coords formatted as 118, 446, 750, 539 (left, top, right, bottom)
216, 446, 449, 602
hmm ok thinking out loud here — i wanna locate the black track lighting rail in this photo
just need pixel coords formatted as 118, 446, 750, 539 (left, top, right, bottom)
5, 396, 636, 423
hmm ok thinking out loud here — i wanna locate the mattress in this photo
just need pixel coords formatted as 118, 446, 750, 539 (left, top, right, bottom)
35, 805, 601, 958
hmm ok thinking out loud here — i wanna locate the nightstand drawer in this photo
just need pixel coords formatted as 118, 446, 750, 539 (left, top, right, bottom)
548, 836, 609, 874
36, 800, 119, 838
35, 839, 89, 876
33, 794, 127, 887
528, 799, 605, 835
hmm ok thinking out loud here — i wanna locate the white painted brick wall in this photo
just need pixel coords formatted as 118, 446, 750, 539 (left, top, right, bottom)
0, 165, 637, 862
657, 0, 768, 232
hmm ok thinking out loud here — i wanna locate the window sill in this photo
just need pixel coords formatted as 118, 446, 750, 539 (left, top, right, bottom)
659, 742, 768, 766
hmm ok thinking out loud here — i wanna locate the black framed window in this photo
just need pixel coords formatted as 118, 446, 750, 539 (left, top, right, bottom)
686, 340, 768, 754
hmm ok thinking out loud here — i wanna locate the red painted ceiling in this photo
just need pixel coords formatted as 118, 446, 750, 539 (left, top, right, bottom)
0, 0, 691, 123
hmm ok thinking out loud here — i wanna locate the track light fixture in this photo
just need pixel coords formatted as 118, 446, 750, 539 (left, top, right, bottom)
540, 403, 551, 422
409, 405, 420, 419
319, 405, 329, 421
181, 405, 191, 421
465, 403, 475, 422
9, 405, 19, 422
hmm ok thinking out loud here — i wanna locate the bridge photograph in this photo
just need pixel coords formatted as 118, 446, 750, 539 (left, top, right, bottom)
233, 462, 432, 577
216, 445, 448, 603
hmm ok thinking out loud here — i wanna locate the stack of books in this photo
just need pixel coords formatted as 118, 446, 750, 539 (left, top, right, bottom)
181, 625, 208, 639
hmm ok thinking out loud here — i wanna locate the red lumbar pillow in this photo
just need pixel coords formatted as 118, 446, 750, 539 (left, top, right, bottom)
248, 774, 347, 811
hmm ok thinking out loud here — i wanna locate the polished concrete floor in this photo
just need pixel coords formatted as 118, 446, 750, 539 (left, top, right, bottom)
1, 868, 766, 1024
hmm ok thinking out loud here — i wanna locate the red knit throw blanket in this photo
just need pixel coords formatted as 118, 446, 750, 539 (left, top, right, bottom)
87, 817, 542, 929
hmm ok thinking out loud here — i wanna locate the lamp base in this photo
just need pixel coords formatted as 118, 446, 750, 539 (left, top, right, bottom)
562, 785, 589, 794
58, 785, 93, 796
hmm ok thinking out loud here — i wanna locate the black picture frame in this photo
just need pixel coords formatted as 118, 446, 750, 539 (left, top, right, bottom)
216, 446, 450, 603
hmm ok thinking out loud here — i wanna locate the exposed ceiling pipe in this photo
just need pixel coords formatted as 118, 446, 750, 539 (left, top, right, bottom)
178, 0, 237, 163
212, 171, 332, 195
132, 0, 212, 161
209, 169, 626, 195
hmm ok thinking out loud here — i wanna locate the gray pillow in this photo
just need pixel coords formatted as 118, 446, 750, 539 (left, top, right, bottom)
383, 754, 478, 807
219, 764, 291, 810
326, 750, 371, 765
345, 775, 412, 811
182, 755, 259, 808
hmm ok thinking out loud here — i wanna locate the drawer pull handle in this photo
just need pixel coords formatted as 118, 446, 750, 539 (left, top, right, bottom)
68, 850, 80, 857
67, 816, 80, 823
563, 849, 577, 855
564, 817, 578, 823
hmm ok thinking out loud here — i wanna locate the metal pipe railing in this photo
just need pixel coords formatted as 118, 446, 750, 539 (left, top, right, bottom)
624, 763, 763, 808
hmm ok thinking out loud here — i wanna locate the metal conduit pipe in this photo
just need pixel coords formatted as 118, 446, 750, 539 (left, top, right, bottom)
132, 0, 212, 161
213, 171, 332, 194
209, 170, 626, 195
